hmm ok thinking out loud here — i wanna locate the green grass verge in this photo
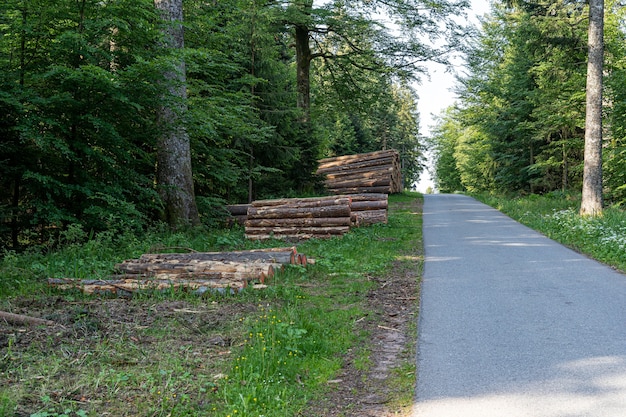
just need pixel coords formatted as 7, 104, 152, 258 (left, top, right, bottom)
0, 192, 423, 417
474, 192, 626, 272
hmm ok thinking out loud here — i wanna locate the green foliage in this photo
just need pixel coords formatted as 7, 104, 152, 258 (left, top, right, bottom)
0, 194, 423, 417
431, 0, 626, 205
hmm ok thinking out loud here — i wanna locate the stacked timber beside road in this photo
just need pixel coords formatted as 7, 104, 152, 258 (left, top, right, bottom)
317, 149, 402, 195
48, 247, 311, 295
245, 196, 352, 240
349, 193, 388, 226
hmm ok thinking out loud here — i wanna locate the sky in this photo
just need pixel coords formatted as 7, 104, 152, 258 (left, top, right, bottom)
413, 0, 492, 192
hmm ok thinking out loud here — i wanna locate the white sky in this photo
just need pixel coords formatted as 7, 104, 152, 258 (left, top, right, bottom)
414, 0, 491, 192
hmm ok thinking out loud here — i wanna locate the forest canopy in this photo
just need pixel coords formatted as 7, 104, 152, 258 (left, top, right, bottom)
0, 0, 467, 250
430, 0, 626, 209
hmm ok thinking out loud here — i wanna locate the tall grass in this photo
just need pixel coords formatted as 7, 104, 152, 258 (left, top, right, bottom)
475, 192, 626, 272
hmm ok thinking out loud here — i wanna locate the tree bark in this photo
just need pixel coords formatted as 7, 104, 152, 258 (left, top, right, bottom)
580, 0, 604, 216
247, 205, 351, 220
154, 0, 200, 227
294, 5, 312, 124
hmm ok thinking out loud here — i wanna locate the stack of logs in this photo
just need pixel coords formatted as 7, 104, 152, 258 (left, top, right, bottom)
316, 149, 402, 195
243, 193, 388, 240
245, 196, 352, 240
350, 193, 388, 226
48, 247, 310, 295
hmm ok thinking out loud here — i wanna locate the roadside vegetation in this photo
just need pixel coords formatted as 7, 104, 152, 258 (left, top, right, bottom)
475, 192, 626, 273
0, 193, 422, 417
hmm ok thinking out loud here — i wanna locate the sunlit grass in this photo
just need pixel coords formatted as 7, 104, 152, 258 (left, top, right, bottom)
0, 193, 423, 417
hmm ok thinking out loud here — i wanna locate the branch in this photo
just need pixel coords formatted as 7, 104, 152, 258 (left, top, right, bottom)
0, 311, 57, 327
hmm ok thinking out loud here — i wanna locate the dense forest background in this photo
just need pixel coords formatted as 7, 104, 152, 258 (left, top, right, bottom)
430, 0, 626, 206
0, 0, 468, 250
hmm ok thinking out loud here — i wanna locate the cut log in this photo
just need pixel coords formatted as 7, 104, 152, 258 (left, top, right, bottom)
245, 217, 351, 228
347, 193, 388, 202
0, 310, 56, 327
350, 200, 388, 211
246, 233, 344, 241
226, 204, 251, 216
251, 197, 351, 209
136, 248, 297, 265
317, 157, 396, 175
352, 209, 388, 226
324, 166, 393, 180
317, 149, 399, 170
247, 205, 351, 220
317, 150, 402, 194
48, 277, 251, 294
116, 259, 276, 276
244, 226, 350, 236
327, 177, 391, 189
327, 185, 392, 194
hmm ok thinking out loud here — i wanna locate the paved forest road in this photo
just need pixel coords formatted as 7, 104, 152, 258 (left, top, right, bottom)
413, 194, 626, 417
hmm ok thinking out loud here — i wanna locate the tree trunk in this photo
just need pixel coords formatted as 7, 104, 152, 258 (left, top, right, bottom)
295, 21, 312, 124
580, 0, 604, 216
154, 0, 200, 227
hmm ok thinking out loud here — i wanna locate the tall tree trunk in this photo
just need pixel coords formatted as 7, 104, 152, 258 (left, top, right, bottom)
154, 0, 200, 227
295, 23, 311, 124
580, 0, 604, 216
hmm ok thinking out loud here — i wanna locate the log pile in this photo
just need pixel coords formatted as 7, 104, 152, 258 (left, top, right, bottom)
349, 193, 388, 226
226, 204, 250, 226
245, 196, 352, 240
48, 247, 311, 295
317, 149, 402, 195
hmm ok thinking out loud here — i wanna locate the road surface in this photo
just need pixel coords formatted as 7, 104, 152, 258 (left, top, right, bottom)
413, 194, 626, 417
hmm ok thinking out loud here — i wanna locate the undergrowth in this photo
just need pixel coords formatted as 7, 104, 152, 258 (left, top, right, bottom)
0, 193, 423, 417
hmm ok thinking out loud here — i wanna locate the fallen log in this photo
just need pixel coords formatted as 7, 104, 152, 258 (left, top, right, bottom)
0, 310, 56, 327
247, 205, 351, 220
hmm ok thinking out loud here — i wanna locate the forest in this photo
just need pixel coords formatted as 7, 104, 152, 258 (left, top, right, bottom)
430, 0, 626, 208
0, 0, 470, 250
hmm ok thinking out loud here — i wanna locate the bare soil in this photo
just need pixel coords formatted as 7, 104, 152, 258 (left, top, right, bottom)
302, 260, 420, 417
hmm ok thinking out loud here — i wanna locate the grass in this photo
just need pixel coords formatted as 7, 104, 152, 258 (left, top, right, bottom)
0, 192, 423, 417
474, 191, 626, 272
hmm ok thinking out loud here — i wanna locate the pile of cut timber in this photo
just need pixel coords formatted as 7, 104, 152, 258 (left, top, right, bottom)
48, 247, 310, 295
350, 193, 388, 226
245, 196, 352, 240
317, 149, 402, 194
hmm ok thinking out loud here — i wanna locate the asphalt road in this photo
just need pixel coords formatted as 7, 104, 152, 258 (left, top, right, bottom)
413, 194, 626, 417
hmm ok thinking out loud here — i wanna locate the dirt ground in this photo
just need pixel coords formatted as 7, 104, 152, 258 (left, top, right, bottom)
1, 267, 419, 417
303, 259, 420, 417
